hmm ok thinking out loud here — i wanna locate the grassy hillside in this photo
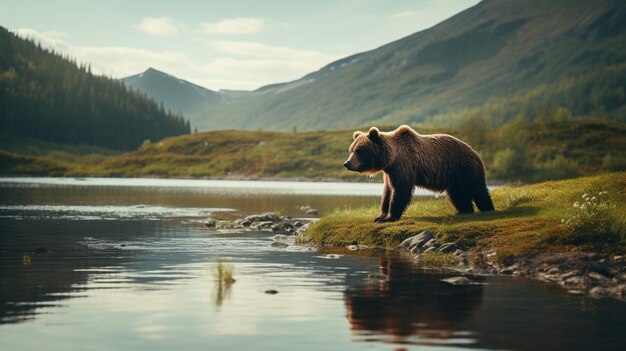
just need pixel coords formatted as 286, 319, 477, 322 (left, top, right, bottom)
1, 118, 624, 182
192, 0, 626, 131
302, 173, 626, 262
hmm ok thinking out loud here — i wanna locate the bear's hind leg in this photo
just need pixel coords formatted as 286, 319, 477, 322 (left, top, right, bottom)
446, 185, 474, 214
472, 185, 495, 212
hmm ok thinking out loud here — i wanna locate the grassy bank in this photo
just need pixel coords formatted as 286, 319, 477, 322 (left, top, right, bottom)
1, 119, 625, 182
301, 173, 626, 262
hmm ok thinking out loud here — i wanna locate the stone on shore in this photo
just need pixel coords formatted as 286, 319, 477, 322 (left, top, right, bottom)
398, 231, 433, 250
245, 212, 280, 223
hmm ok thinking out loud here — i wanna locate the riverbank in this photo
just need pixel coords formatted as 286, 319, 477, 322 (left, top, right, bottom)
2, 119, 625, 182
299, 172, 626, 299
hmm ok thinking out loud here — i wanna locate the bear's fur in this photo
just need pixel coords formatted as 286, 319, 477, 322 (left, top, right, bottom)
344, 125, 494, 222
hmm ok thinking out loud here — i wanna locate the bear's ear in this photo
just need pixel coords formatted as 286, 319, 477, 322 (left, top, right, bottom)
353, 131, 363, 140
368, 127, 380, 141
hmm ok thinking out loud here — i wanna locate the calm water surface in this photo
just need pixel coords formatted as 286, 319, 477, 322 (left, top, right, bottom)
1, 178, 625, 351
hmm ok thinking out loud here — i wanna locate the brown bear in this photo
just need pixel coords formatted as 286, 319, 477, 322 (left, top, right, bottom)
344, 125, 494, 222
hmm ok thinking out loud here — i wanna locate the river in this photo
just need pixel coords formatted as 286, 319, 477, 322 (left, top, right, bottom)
1, 178, 625, 351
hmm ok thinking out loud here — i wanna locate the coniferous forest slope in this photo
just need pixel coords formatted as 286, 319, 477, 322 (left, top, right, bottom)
185, 0, 626, 131
0, 27, 190, 150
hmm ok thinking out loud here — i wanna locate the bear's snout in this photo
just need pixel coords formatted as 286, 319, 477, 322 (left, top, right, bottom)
343, 160, 352, 170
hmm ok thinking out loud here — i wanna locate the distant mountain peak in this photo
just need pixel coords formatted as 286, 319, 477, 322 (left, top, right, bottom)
122, 69, 220, 124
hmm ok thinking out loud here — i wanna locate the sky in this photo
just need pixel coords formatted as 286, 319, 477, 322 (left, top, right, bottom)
1, 0, 479, 91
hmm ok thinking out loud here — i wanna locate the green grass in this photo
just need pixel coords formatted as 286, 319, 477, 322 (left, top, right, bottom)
301, 173, 626, 262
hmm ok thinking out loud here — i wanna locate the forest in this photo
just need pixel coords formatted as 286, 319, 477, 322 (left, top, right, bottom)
0, 27, 190, 150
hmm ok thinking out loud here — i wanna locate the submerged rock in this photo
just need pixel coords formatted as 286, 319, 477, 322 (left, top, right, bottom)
34, 247, 48, 255
442, 276, 472, 286
265, 289, 279, 294
204, 219, 217, 228
271, 242, 289, 249
272, 234, 288, 242
589, 286, 610, 299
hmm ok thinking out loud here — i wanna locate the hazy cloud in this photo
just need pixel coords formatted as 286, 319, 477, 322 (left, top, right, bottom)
390, 11, 415, 18
135, 17, 179, 36
13, 28, 340, 91
200, 17, 265, 35
212, 40, 336, 61
15, 28, 187, 77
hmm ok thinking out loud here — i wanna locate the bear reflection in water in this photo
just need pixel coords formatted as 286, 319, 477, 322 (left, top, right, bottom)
345, 258, 483, 343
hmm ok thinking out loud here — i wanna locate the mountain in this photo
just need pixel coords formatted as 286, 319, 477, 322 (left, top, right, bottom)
122, 68, 220, 126
0, 27, 190, 150
188, 0, 626, 131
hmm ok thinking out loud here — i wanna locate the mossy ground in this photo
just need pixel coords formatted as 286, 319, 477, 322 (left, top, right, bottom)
301, 173, 626, 263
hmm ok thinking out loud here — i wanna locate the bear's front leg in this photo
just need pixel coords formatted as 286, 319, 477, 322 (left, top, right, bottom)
377, 181, 414, 222
374, 174, 391, 222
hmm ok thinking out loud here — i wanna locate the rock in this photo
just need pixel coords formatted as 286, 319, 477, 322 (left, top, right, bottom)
588, 253, 603, 261
272, 234, 288, 242
613, 255, 624, 262
271, 242, 289, 248
442, 276, 472, 286
453, 249, 465, 257
410, 246, 421, 254
120, 244, 126, 247
588, 271, 610, 282
537, 273, 558, 282
241, 220, 252, 227
264, 289, 279, 294
347, 245, 358, 251
560, 276, 588, 290
423, 246, 437, 254
296, 223, 311, 235
305, 208, 319, 216
399, 231, 433, 250
245, 212, 280, 223
609, 284, 626, 298
294, 221, 303, 228
547, 267, 560, 275
560, 270, 582, 280
271, 223, 284, 232
34, 247, 48, 255
568, 290, 585, 295
423, 238, 439, 248
437, 243, 457, 254
216, 220, 231, 229
204, 219, 217, 228
252, 221, 274, 230
283, 223, 294, 230
589, 286, 610, 299
500, 264, 520, 275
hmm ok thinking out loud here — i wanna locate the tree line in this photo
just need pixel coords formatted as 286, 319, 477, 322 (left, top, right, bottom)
0, 27, 190, 150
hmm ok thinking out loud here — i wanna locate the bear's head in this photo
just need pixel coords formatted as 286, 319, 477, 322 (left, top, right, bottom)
344, 127, 388, 175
